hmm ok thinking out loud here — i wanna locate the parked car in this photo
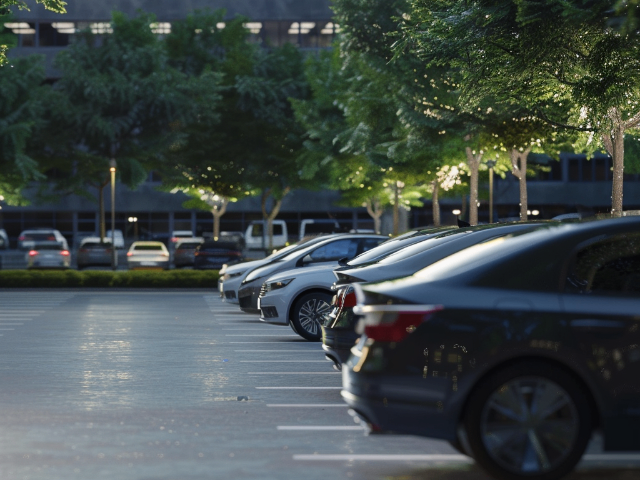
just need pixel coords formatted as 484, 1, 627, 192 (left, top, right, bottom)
170, 230, 195, 251
126, 241, 170, 270
299, 219, 341, 240
323, 222, 553, 367
219, 236, 340, 303
26, 241, 71, 269
238, 234, 387, 315
257, 227, 454, 341
193, 240, 243, 270
0, 228, 8, 249
173, 238, 204, 268
244, 220, 288, 250
217, 231, 245, 249
342, 216, 640, 480
76, 237, 114, 270
105, 229, 125, 249
18, 228, 68, 250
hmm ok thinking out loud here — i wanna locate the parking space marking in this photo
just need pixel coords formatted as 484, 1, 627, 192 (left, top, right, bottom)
256, 387, 342, 390
278, 426, 363, 431
229, 342, 310, 344
226, 334, 300, 337
267, 404, 347, 407
582, 454, 640, 461
234, 350, 320, 353
293, 454, 472, 462
240, 360, 326, 363
248, 372, 341, 375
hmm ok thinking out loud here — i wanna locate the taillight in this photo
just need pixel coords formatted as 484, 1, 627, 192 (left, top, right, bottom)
171, 237, 179, 243
342, 290, 357, 308
28, 250, 38, 257
60, 250, 70, 256
18, 235, 25, 241
356, 305, 443, 343
127, 252, 133, 257
161, 252, 169, 257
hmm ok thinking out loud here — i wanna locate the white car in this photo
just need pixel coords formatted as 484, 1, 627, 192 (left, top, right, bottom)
219, 235, 343, 303
257, 263, 340, 341
127, 241, 170, 270
18, 229, 68, 250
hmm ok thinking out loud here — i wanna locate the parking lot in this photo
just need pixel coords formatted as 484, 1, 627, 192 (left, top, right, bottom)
0, 290, 637, 480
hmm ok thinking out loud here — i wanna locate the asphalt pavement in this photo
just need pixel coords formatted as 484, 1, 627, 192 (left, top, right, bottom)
0, 290, 637, 480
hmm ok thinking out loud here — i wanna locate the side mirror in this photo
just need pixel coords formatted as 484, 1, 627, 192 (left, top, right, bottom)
338, 257, 349, 266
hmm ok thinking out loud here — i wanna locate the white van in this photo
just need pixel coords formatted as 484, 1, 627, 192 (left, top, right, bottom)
245, 220, 288, 250
299, 219, 341, 240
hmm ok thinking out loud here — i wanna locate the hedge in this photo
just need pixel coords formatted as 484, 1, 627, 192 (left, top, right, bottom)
0, 270, 219, 288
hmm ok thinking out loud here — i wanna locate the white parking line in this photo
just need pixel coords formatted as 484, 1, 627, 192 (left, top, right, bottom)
278, 426, 363, 431
582, 454, 640, 461
234, 350, 320, 353
267, 404, 347, 407
226, 335, 300, 337
256, 387, 342, 390
248, 372, 341, 375
0, 323, 23, 325
0, 328, 15, 331
229, 342, 309, 344
293, 454, 472, 462
240, 360, 326, 363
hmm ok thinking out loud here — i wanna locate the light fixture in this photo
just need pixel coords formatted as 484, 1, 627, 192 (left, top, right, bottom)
52, 22, 75, 34
452, 209, 461, 215
243, 22, 262, 34
4, 22, 35, 34
321, 22, 335, 34
289, 22, 315, 34
532, 210, 540, 216
150, 22, 171, 34
90, 22, 113, 34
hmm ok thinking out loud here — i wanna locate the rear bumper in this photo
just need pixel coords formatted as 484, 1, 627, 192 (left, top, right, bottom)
321, 326, 358, 366
341, 365, 457, 441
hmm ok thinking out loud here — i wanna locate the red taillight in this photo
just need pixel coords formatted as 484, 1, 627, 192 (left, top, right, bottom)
343, 290, 357, 308
60, 250, 70, 256
28, 250, 38, 257
127, 252, 133, 257
171, 237, 179, 243
18, 236, 25, 241
161, 252, 169, 257
359, 305, 443, 343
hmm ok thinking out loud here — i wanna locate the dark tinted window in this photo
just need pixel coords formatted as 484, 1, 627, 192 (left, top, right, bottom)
308, 239, 359, 262
568, 234, 640, 296
133, 245, 164, 251
359, 238, 385, 254
81, 242, 110, 250
251, 224, 283, 236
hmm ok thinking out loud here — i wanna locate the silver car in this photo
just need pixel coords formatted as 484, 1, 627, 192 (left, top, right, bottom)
26, 242, 71, 269
77, 237, 114, 270
127, 241, 170, 270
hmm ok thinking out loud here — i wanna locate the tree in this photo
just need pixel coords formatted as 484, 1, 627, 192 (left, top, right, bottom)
403, 0, 640, 217
1, 0, 66, 65
0, 54, 47, 205
41, 11, 222, 240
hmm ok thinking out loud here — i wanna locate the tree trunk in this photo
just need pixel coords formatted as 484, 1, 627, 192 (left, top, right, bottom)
431, 180, 440, 227
393, 182, 400, 235
602, 108, 625, 218
365, 197, 383, 234
261, 187, 290, 250
510, 147, 532, 222
465, 147, 482, 226
211, 197, 229, 240
97, 178, 109, 242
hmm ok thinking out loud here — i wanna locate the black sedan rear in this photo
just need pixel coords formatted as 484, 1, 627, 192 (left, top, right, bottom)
193, 240, 243, 270
342, 216, 640, 480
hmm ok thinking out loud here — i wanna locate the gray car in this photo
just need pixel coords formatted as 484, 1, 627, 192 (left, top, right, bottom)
237, 234, 387, 313
77, 237, 114, 270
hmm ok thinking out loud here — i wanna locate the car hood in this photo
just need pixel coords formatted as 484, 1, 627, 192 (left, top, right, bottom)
265, 263, 338, 283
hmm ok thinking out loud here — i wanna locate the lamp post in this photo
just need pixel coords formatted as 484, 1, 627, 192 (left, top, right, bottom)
109, 159, 117, 270
486, 159, 496, 223
128, 216, 138, 240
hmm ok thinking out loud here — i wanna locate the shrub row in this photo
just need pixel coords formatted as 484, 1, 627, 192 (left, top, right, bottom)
0, 270, 219, 288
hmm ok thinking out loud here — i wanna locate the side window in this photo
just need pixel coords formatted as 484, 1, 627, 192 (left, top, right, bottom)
308, 239, 359, 262
359, 238, 385, 254
567, 233, 640, 296
272, 224, 283, 236
251, 224, 263, 236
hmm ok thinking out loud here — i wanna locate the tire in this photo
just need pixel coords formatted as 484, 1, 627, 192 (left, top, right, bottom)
290, 292, 333, 341
464, 362, 593, 480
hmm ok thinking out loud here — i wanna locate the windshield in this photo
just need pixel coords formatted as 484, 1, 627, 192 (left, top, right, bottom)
376, 231, 471, 265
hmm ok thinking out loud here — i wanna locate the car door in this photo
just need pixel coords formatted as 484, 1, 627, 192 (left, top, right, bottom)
561, 232, 640, 450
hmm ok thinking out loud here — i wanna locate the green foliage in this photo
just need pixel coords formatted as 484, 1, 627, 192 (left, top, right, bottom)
0, 54, 47, 204
39, 11, 222, 204
0, 269, 219, 288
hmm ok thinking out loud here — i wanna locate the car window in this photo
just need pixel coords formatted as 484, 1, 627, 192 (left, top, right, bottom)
359, 238, 386, 254
566, 233, 640, 296
377, 233, 469, 265
251, 224, 283, 236
308, 239, 359, 262
134, 245, 164, 251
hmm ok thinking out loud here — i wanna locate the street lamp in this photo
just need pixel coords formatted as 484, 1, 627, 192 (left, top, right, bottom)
486, 159, 497, 223
128, 216, 138, 240
109, 159, 117, 270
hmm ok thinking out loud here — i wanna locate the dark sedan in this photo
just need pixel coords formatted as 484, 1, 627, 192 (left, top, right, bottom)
323, 222, 553, 368
342, 216, 640, 480
193, 240, 243, 270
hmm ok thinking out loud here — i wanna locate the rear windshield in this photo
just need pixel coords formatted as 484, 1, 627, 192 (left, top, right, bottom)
177, 241, 202, 249
36, 244, 63, 251
133, 245, 164, 251
23, 233, 56, 241
81, 242, 110, 249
